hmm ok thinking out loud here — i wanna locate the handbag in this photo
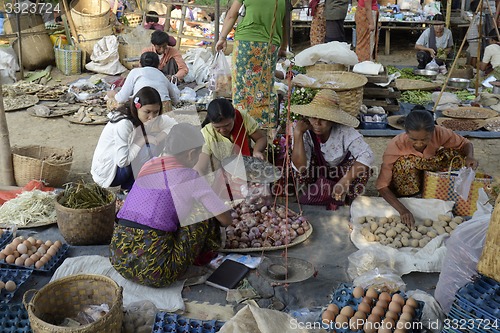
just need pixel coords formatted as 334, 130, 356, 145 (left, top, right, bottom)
54, 37, 82, 76
298, 131, 339, 207
422, 156, 493, 216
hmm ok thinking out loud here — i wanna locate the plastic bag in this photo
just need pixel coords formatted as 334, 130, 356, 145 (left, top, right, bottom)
353, 267, 406, 293
208, 51, 232, 98
347, 248, 395, 280
76, 303, 109, 325
425, 58, 439, 71
85, 36, 127, 75
122, 300, 158, 333
454, 167, 475, 200
434, 214, 490, 314
179, 87, 197, 103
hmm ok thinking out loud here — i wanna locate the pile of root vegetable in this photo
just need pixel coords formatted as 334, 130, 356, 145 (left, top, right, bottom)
357, 214, 464, 248
224, 204, 311, 250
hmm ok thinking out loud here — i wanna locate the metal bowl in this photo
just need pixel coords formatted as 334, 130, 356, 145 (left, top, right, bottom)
413, 69, 438, 80
448, 77, 471, 89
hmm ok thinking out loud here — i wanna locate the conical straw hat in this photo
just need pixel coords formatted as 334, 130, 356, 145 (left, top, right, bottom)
387, 115, 406, 130
290, 89, 360, 128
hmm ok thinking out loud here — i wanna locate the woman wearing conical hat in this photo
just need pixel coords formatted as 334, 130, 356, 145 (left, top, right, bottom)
291, 90, 374, 210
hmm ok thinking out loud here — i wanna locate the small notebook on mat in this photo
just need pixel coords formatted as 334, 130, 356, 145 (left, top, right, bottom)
205, 259, 250, 291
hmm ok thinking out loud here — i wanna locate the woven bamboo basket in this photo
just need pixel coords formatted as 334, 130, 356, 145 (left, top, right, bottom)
124, 12, 143, 27
70, 0, 111, 30
55, 191, 116, 245
305, 63, 347, 74
77, 24, 113, 60
307, 71, 368, 116
12, 146, 73, 188
477, 195, 500, 281
23, 274, 123, 333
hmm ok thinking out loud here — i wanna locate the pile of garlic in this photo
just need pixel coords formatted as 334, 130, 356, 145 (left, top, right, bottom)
358, 215, 464, 248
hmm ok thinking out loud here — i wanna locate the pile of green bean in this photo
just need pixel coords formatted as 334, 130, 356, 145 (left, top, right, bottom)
386, 66, 432, 81
400, 91, 433, 105
59, 182, 113, 209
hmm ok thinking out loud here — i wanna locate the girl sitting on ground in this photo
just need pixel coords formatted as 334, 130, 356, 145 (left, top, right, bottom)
92, 87, 177, 190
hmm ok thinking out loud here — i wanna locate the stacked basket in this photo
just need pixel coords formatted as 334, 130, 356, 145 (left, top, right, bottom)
70, 0, 112, 59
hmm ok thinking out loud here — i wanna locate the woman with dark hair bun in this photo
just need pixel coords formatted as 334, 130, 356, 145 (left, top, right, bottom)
92, 87, 177, 190
107, 51, 179, 111
195, 98, 267, 175
377, 110, 478, 227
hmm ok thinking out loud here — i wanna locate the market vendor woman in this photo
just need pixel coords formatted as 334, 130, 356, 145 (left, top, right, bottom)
291, 90, 374, 211
377, 110, 478, 228
415, 14, 454, 69
110, 123, 232, 288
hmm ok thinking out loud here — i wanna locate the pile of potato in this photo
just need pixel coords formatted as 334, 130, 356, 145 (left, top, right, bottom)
357, 215, 464, 248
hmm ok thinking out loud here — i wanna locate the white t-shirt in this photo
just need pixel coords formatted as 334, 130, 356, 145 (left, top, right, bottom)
91, 113, 177, 187
114, 67, 180, 104
483, 43, 500, 69
416, 28, 453, 50
292, 124, 374, 170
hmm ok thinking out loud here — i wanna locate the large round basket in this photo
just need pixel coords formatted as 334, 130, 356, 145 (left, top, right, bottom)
305, 63, 347, 74
23, 274, 123, 333
70, 0, 111, 30
12, 145, 73, 188
308, 71, 368, 117
55, 191, 116, 246
77, 24, 114, 60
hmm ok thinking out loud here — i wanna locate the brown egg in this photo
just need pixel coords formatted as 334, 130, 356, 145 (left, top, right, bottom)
35, 239, 43, 246
376, 300, 389, 310
321, 310, 335, 325
27, 237, 36, 246
371, 306, 385, 318
44, 240, 53, 247
0, 253, 5, 260
358, 301, 371, 314
37, 246, 47, 255
406, 297, 418, 309
367, 313, 380, 324
385, 310, 399, 321
392, 294, 405, 306
364, 314, 379, 333
47, 247, 57, 257
366, 287, 379, 300
39, 256, 48, 264
5, 280, 16, 292
15, 257, 25, 266
22, 240, 31, 248
379, 324, 393, 333
388, 301, 402, 314
54, 240, 63, 249
35, 261, 45, 269
353, 286, 365, 298
335, 314, 349, 326
382, 317, 396, 330
24, 258, 34, 267
349, 315, 363, 331
16, 244, 28, 255
400, 312, 413, 322
5, 255, 15, 264
30, 246, 37, 253
30, 254, 40, 262
340, 306, 355, 318
20, 254, 29, 260
2, 246, 13, 256
353, 311, 366, 320
402, 305, 415, 316
362, 296, 374, 305
395, 319, 408, 332
0, 281, 5, 290
11, 239, 21, 247
327, 303, 339, 316
379, 291, 392, 303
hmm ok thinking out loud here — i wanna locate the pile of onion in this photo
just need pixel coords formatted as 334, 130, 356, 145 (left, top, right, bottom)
224, 204, 310, 249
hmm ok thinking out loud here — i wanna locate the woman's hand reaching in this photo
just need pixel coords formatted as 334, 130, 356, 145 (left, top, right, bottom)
465, 156, 479, 170
399, 207, 415, 229
253, 151, 265, 160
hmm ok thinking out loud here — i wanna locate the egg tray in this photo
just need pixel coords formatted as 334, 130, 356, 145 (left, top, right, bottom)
152, 312, 225, 333
447, 301, 500, 333
0, 232, 13, 251
0, 268, 32, 304
0, 303, 31, 333
453, 275, 500, 322
0, 244, 69, 274
322, 283, 425, 333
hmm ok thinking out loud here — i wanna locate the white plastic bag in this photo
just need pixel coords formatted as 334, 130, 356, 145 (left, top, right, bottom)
454, 167, 475, 200
425, 58, 439, 71
179, 87, 197, 103
208, 50, 232, 98
434, 214, 490, 314
85, 36, 127, 75
353, 267, 406, 293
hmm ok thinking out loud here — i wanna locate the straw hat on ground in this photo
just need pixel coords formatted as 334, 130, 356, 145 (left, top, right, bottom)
290, 89, 360, 128
387, 115, 406, 130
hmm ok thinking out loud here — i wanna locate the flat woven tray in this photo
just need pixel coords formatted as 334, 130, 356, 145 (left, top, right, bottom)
220, 222, 313, 253
484, 116, 500, 132
29, 106, 79, 118
0, 218, 57, 229
436, 117, 486, 131
442, 107, 499, 119
395, 78, 441, 91
63, 115, 108, 125
4, 95, 39, 112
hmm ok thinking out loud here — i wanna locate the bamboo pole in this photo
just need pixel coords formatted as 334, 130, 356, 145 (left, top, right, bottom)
15, 5, 24, 79
214, 0, 220, 53
60, 0, 79, 46
0, 85, 15, 186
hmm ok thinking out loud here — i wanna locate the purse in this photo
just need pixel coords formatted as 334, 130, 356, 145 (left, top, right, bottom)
422, 156, 493, 216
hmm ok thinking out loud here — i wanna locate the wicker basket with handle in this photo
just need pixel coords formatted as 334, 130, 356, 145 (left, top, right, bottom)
55, 190, 116, 246
23, 274, 123, 333
306, 71, 368, 117
477, 195, 500, 281
70, 0, 111, 30
12, 145, 73, 188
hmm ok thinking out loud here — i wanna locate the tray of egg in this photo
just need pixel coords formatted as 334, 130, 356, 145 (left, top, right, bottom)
0, 231, 13, 251
0, 237, 69, 274
0, 268, 32, 304
0, 303, 32, 333
321, 284, 423, 333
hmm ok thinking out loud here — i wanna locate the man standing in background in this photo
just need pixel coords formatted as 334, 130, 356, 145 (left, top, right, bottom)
324, 0, 349, 42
